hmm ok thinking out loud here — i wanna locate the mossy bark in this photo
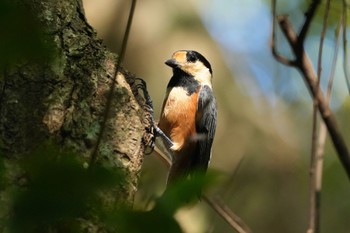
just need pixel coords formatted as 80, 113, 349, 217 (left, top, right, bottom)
0, 0, 146, 228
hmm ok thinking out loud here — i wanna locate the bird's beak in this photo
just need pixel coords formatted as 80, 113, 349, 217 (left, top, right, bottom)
165, 59, 179, 68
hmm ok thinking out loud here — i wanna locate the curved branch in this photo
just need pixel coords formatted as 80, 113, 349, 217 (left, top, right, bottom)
270, 0, 296, 66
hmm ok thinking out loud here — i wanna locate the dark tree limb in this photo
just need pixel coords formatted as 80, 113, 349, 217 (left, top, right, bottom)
298, 0, 321, 51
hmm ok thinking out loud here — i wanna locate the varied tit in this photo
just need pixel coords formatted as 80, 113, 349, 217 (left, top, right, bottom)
158, 50, 217, 185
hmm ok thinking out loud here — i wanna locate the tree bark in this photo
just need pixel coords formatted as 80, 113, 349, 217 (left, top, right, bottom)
0, 0, 146, 230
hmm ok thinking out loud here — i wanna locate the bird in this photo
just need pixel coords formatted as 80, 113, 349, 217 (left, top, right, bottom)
158, 50, 217, 186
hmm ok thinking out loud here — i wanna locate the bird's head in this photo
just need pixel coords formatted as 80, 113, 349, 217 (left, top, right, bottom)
165, 50, 212, 86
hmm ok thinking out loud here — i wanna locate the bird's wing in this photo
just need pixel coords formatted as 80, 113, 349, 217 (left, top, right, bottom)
193, 85, 217, 173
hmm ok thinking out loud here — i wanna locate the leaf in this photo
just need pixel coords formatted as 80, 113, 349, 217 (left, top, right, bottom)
105, 170, 219, 233
0, 0, 55, 70
8, 143, 123, 233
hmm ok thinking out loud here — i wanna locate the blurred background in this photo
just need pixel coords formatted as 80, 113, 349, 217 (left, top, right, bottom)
83, 0, 350, 232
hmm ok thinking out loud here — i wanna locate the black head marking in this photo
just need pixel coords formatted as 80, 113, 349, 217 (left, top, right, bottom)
167, 70, 200, 95
186, 50, 212, 74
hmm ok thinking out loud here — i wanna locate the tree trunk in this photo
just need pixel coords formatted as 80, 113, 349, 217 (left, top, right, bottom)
0, 0, 146, 231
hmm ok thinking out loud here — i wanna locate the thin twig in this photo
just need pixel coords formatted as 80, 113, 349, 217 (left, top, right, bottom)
221, 156, 245, 200
89, 0, 137, 166
326, 19, 342, 102
307, 1, 330, 232
154, 144, 252, 232
202, 195, 253, 233
155, 150, 252, 232
342, 0, 350, 93
270, 0, 296, 66
154, 146, 171, 168
308, 103, 319, 233
277, 15, 301, 58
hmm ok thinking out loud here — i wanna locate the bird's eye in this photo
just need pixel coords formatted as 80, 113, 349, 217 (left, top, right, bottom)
186, 52, 197, 63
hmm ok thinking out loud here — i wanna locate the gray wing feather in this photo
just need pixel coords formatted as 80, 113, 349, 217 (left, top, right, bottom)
193, 85, 217, 172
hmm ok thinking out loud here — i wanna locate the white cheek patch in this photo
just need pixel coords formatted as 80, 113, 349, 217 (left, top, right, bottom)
183, 62, 212, 87
194, 72, 212, 88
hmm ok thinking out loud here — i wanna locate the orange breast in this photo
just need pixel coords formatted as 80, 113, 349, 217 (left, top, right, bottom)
158, 87, 198, 152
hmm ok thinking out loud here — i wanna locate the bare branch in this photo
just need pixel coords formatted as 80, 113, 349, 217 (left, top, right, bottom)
307, 1, 331, 232
270, 0, 296, 66
203, 195, 253, 233
274, 14, 350, 180
220, 156, 245, 200
298, 0, 321, 50
154, 146, 172, 168
327, 18, 342, 104
276, 15, 299, 55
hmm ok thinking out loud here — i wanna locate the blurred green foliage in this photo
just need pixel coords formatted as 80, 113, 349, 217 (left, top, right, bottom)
108, 172, 217, 233
0, 143, 215, 233
6, 143, 123, 233
0, 0, 54, 70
